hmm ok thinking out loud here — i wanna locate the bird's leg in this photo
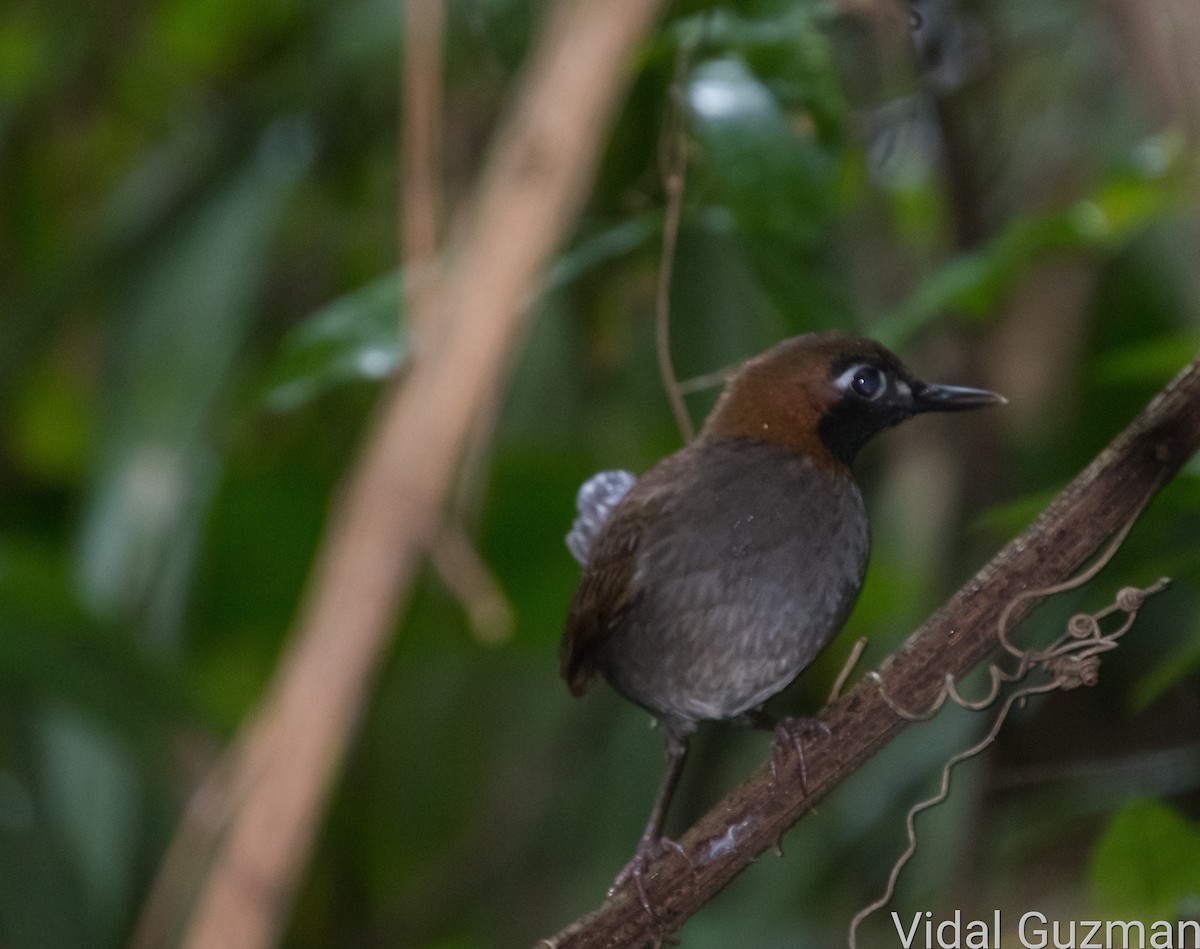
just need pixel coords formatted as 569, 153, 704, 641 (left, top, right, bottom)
608, 733, 692, 918
736, 708, 830, 794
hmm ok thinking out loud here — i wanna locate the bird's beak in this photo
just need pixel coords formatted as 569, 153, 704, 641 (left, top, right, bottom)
912, 382, 1007, 413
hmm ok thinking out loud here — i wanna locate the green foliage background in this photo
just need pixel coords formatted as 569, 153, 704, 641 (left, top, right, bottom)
1, 0, 1199, 946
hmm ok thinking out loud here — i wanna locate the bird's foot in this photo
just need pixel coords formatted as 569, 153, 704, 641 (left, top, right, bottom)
608, 831, 692, 922
769, 716, 831, 793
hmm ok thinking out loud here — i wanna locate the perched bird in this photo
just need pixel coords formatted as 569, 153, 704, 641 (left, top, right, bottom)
560, 331, 1003, 908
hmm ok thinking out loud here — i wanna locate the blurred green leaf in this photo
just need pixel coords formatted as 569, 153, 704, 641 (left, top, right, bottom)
687, 56, 833, 244
263, 215, 657, 413
1132, 631, 1200, 713
8, 349, 95, 485
0, 542, 197, 735
149, 0, 299, 75
36, 708, 141, 946
671, 7, 846, 141
1090, 799, 1200, 919
878, 171, 1179, 348
0, 796, 89, 949
1089, 333, 1200, 387
0, 10, 54, 109
970, 491, 1058, 537
546, 215, 658, 291
77, 122, 310, 652
262, 271, 406, 413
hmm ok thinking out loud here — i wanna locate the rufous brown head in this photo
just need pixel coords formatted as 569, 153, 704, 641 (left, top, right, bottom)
702, 332, 1005, 470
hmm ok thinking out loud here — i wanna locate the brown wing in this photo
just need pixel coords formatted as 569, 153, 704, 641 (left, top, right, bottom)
559, 498, 645, 696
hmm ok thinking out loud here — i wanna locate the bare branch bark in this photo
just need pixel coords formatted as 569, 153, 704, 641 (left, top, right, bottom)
148, 4, 667, 949
539, 350, 1200, 948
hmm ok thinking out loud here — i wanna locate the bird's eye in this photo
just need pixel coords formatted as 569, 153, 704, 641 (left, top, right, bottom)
850, 365, 886, 400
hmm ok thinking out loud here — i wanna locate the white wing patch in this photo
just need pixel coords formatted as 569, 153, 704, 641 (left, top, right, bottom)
566, 469, 637, 566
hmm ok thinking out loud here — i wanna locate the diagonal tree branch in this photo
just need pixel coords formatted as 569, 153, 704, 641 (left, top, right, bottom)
539, 350, 1200, 948
136, 4, 668, 949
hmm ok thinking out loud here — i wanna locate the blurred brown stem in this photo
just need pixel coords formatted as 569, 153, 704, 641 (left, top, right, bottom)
136, 3, 667, 949
402, 0, 444, 339
1106, 0, 1200, 143
655, 30, 705, 444
431, 527, 514, 644
399, 0, 512, 640
656, 169, 691, 442
538, 351, 1200, 948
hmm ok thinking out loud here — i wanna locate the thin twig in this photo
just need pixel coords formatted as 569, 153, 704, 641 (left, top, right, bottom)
656, 168, 690, 441
655, 25, 707, 444
829, 637, 869, 703
431, 527, 514, 643
399, 0, 513, 643
675, 364, 737, 395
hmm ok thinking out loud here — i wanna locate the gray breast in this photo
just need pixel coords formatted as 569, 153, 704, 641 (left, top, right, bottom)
598, 439, 869, 729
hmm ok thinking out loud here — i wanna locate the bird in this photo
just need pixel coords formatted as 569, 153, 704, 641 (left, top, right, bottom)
559, 331, 1004, 911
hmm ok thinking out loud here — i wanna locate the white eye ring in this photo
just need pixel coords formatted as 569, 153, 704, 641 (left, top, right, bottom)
835, 363, 888, 401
